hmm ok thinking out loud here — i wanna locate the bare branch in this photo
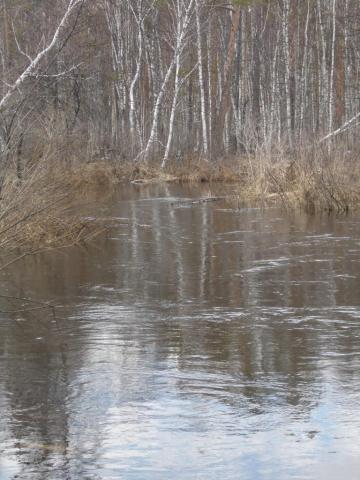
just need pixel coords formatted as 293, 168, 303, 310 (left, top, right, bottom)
0, 0, 85, 112
320, 112, 360, 143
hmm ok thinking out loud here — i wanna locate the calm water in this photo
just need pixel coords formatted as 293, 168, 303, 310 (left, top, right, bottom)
1, 184, 360, 480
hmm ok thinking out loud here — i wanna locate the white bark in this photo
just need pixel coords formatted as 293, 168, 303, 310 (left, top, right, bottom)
269, 30, 280, 145
195, 0, 208, 156
143, 59, 175, 159
329, 0, 337, 134
162, 52, 181, 168
0, 0, 84, 112
128, 6, 144, 145
143, 0, 194, 161
299, 0, 310, 139
282, 0, 292, 147
320, 111, 360, 143
344, 0, 350, 122
317, 0, 328, 127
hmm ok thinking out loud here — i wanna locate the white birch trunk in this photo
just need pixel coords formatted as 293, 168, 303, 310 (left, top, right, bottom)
144, 0, 194, 161
0, 0, 84, 112
195, 0, 208, 156
282, 0, 292, 147
129, 28, 143, 144
299, 0, 310, 140
328, 0, 337, 135
161, 52, 180, 167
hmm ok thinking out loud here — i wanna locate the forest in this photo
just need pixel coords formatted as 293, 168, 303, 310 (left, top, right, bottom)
2, 3, 360, 477
0, 0, 360, 248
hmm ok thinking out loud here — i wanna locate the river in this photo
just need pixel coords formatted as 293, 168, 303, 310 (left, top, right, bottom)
1, 184, 360, 479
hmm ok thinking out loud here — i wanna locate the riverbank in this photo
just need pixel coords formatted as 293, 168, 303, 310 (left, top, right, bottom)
67, 144, 360, 214
1, 145, 358, 256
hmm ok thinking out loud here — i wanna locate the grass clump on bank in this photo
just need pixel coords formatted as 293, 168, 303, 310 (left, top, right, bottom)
235, 144, 360, 214
0, 164, 101, 255
63, 155, 243, 189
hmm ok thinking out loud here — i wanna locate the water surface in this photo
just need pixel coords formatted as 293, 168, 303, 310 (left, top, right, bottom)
1, 184, 360, 479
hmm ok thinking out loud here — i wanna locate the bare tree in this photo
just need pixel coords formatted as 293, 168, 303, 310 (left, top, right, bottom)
1, 0, 360, 174
0, 0, 85, 112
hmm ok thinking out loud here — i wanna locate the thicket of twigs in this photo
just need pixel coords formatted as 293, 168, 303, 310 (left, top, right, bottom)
235, 142, 360, 214
0, 162, 102, 259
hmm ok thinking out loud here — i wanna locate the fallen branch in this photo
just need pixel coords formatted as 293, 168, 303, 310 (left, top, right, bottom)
0, 293, 56, 314
320, 111, 360, 143
170, 196, 224, 206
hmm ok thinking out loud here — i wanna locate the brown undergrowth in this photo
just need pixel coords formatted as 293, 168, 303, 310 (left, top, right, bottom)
1, 144, 358, 258
64, 146, 360, 215
0, 165, 103, 256
235, 145, 360, 213
63, 156, 243, 190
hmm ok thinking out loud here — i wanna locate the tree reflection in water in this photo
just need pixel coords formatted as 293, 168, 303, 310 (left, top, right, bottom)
1, 184, 360, 479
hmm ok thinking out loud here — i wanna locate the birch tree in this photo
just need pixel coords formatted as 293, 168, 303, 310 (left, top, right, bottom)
1, 0, 360, 170
0, 0, 85, 112
143, 0, 195, 161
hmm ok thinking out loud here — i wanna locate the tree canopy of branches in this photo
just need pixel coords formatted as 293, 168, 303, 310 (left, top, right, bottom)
1, 0, 360, 173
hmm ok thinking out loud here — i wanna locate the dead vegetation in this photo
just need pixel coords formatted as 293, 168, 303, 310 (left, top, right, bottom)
62, 155, 242, 188
0, 141, 358, 260
231, 143, 360, 214
65, 144, 360, 215
55, 144, 360, 216
0, 163, 102, 256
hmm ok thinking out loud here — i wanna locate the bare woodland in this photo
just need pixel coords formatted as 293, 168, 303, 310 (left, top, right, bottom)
0, 0, 360, 196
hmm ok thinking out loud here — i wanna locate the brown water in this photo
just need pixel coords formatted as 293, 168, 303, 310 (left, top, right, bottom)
1, 184, 360, 480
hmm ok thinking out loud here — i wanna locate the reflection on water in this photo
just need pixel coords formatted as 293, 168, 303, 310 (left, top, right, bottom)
1, 184, 360, 479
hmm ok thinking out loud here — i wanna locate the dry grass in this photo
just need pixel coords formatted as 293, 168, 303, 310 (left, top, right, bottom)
57, 147, 360, 215
232, 144, 360, 213
0, 165, 102, 254
1, 142, 357, 259
168, 157, 243, 183
61, 154, 243, 189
